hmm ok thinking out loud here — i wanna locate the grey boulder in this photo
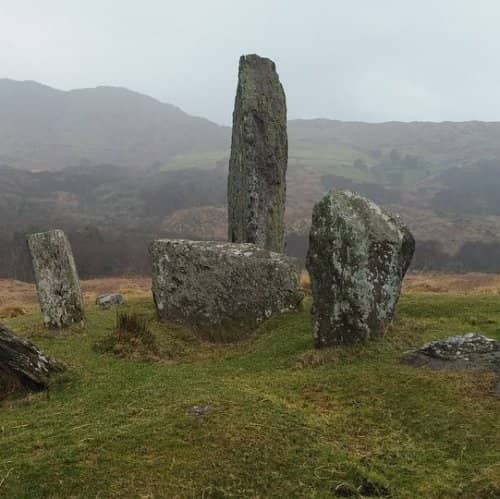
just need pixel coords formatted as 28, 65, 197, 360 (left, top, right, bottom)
405, 333, 500, 371
96, 293, 124, 308
306, 190, 414, 347
150, 239, 303, 341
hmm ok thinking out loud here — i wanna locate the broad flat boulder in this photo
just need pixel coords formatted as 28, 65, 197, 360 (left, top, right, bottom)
150, 239, 303, 341
404, 333, 500, 397
404, 333, 500, 370
227, 54, 288, 252
27, 229, 84, 328
306, 190, 414, 347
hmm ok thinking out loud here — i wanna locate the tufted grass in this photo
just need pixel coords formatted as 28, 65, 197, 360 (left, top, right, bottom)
1, 294, 499, 498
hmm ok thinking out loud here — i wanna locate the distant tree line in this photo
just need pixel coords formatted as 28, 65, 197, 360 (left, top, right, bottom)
287, 235, 500, 274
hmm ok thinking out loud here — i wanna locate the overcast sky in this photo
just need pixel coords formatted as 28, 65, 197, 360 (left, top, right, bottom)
1, 1, 500, 125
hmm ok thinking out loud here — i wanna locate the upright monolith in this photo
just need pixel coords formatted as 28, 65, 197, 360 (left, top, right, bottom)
27, 229, 84, 328
228, 54, 288, 253
306, 190, 414, 347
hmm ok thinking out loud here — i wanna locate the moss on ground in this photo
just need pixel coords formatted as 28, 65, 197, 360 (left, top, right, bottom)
1, 294, 499, 498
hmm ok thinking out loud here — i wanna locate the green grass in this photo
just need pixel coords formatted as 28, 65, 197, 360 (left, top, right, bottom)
1, 294, 499, 498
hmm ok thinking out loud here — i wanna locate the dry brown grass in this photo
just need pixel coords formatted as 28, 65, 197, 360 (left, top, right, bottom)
299, 270, 311, 292
403, 272, 500, 294
1, 273, 500, 317
0, 276, 151, 313
300, 270, 500, 295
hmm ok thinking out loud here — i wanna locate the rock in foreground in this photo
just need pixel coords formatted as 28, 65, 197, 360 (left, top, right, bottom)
0, 323, 61, 399
150, 240, 303, 341
27, 229, 85, 328
405, 333, 500, 370
405, 333, 500, 397
306, 190, 414, 347
227, 54, 288, 253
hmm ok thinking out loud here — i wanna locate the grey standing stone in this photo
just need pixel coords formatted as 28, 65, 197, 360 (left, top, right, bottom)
306, 190, 414, 347
150, 239, 303, 341
227, 54, 288, 253
27, 229, 84, 328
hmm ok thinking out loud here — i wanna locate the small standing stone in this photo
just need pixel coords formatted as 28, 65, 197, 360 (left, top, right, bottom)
27, 229, 85, 328
306, 190, 414, 347
227, 54, 288, 253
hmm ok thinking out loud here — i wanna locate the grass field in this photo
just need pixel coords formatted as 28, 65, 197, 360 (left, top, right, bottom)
1, 282, 499, 498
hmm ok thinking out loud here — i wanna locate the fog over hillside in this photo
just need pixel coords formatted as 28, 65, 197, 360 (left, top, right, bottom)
2, 79, 500, 278
0, 79, 228, 171
5, 80, 500, 172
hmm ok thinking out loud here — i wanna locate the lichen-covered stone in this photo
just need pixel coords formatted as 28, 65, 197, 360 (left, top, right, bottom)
27, 229, 84, 328
227, 54, 288, 253
306, 190, 414, 347
404, 333, 500, 394
150, 239, 303, 341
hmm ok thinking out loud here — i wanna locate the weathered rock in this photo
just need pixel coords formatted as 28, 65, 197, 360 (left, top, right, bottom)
404, 333, 500, 371
0, 322, 62, 399
404, 333, 500, 397
306, 190, 415, 347
27, 229, 85, 328
227, 54, 288, 253
96, 293, 124, 308
150, 239, 303, 341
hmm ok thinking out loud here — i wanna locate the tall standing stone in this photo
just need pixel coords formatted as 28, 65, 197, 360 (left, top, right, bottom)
27, 229, 85, 328
306, 190, 414, 348
228, 54, 288, 253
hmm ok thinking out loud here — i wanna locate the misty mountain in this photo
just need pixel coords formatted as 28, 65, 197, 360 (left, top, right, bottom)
0, 79, 228, 171
4, 79, 500, 276
5, 79, 500, 173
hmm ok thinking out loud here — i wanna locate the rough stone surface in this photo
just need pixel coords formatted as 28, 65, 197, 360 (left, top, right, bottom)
96, 293, 124, 308
150, 239, 303, 341
404, 333, 500, 371
306, 190, 415, 347
227, 54, 288, 253
1, 322, 62, 398
27, 229, 85, 328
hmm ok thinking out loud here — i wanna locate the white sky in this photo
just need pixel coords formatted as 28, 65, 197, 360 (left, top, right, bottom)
1, 0, 500, 124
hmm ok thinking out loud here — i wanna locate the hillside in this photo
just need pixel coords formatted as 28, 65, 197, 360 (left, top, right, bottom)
4, 79, 500, 176
0, 79, 228, 171
3, 79, 500, 275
